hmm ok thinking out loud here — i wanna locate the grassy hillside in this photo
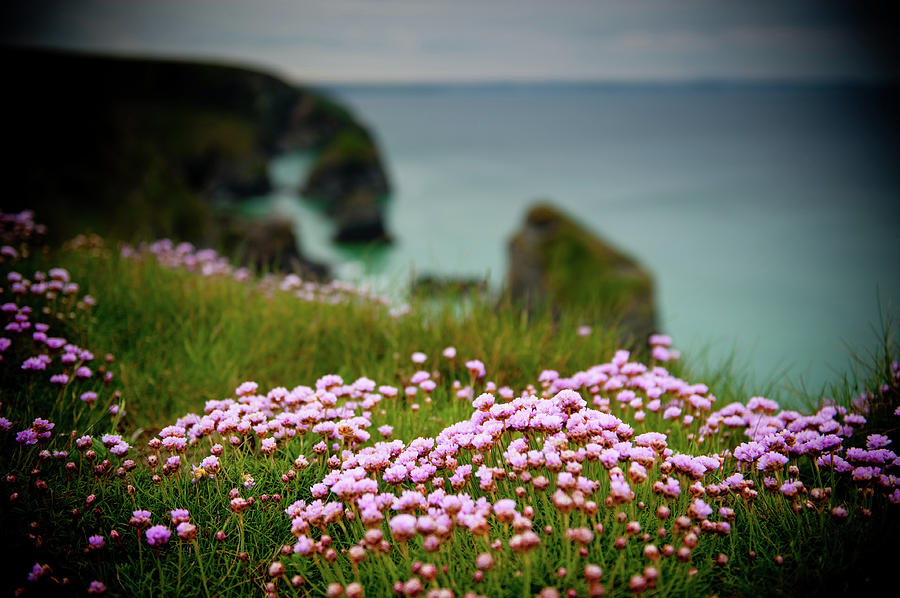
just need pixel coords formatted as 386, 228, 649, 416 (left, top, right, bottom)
1, 213, 898, 598
37, 238, 635, 432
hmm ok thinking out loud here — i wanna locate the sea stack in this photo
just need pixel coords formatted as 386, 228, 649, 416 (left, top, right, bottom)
507, 203, 656, 344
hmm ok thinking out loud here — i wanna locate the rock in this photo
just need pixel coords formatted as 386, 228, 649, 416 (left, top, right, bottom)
507, 203, 656, 343
332, 189, 390, 243
215, 216, 329, 279
410, 275, 488, 297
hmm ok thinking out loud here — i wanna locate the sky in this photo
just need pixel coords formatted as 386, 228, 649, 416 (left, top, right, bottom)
2, 0, 898, 83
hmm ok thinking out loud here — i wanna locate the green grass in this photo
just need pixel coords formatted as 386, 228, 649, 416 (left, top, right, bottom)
1, 236, 898, 598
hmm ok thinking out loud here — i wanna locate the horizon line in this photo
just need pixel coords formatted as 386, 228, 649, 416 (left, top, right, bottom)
312, 77, 899, 89
5, 42, 897, 89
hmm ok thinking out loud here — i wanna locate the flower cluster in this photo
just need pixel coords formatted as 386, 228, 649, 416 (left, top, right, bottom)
129, 337, 897, 595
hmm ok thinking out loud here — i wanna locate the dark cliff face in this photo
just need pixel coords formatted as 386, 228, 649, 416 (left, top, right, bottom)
507, 203, 657, 344
1, 47, 393, 267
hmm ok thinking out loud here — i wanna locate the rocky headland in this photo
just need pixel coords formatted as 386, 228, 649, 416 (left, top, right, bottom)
2, 47, 392, 273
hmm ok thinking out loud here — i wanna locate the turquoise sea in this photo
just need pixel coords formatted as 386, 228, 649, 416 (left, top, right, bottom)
247, 83, 900, 396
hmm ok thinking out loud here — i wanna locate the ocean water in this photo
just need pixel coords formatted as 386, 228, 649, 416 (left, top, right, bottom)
249, 84, 900, 396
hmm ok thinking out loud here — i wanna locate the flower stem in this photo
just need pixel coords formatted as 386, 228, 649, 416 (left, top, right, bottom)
192, 539, 211, 597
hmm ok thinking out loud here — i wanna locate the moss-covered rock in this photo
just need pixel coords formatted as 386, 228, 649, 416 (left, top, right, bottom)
299, 124, 392, 244
507, 203, 656, 343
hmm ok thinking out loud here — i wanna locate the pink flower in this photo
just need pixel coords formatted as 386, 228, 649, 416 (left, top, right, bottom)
46, 337, 67, 350
101, 434, 122, 446
538, 370, 559, 384
780, 479, 804, 498
235, 381, 258, 397
87, 580, 107, 594
48, 268, 70, 282
688, 498, 713, 520
852, 466, 877, 482
733, 441, 766, 463
145, 525, 171, 546
867, 434, 892, 450
649, 334, 672, 347
16, 429, 38, 445
652, 346, 673, 361
756, 451, 789, 472
348, 377, 375, 393
176, 522, 197, 541
663, 406, 682, 420
389, 514, 417, 541
27, 563, 48, 582
553, 389, 586, 412
472, 393, 495, 410
260, 438, 277, 455
493, 499, 518, 522
410, 371, 430, 385
747, 397, 779, 414
165, 456, 181, 473
293, 535, 314, 555
22, 356, 49, 370
466, 360, 486, 378
130, 510, 152, 528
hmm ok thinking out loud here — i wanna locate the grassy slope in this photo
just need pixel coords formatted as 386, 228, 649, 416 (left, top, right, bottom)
47, 244, 635, 433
